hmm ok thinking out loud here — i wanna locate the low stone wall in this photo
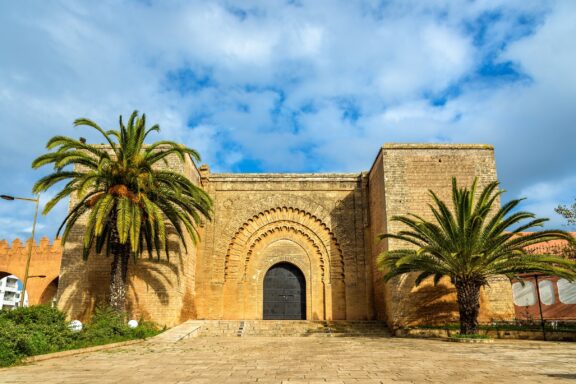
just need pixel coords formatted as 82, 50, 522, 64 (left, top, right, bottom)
395, 328, 576, 341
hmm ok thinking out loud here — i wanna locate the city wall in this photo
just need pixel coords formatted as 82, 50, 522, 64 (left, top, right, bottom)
50, 142, 515, 327
0, 237, 62, 305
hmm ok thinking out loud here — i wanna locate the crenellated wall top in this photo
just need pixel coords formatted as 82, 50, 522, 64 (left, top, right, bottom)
0, 236, 62, 254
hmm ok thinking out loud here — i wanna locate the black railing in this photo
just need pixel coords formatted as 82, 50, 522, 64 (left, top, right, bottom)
412, 319, 576, 334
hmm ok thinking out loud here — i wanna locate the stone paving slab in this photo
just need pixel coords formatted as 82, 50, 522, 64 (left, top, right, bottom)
2, 336, 576, 383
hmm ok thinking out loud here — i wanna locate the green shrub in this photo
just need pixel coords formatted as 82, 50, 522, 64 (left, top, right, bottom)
0, 317, 25, 366
451, 333, 490, 339
0, 306, 75, 366
0, 305, 67, 325
74, 306, 159, 347
0, 305, 161, 367
80, 307, 131, 343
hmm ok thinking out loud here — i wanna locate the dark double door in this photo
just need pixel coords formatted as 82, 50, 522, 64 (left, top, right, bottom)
263, 263, 306, 320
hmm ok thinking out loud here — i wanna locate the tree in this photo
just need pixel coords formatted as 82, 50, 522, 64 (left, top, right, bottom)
555, 199, 576, 226
554, 199, 576, 260
377, 178, 576, 335
32, 111, 212, 312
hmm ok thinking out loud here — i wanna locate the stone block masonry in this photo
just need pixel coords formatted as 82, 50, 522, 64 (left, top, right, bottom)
196, 172, 371, 321
56, 151, 202, 326
369, 144, 514, 327
55, 143, 514, 328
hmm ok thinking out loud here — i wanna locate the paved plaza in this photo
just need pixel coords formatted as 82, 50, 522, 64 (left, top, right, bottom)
2, 336, 576, 383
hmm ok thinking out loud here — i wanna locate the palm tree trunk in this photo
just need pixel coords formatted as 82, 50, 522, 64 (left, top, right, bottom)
109, 211, 130, 313
455, 279, 482, 335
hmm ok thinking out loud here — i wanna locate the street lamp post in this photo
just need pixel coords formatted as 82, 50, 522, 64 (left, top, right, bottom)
1, 194, 40, 308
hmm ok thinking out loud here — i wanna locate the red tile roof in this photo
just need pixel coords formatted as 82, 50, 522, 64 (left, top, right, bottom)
521, 232, 576, 259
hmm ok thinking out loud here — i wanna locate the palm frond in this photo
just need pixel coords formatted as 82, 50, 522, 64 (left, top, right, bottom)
32, 110, 213, 263
377, 176, 576, 286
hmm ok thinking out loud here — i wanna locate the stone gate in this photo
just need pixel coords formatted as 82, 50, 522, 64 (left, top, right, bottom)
56, 143, 516, 327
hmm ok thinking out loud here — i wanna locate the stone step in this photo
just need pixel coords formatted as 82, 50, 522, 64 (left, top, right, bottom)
181, 320, 391, 338
187, 320, 244, 337
243, 320, 326, 336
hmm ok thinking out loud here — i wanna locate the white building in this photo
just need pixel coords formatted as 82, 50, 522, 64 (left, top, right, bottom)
0, 275, 28, 310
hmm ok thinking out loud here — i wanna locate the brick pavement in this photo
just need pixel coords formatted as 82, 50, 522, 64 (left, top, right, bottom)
2, 336, 575, 383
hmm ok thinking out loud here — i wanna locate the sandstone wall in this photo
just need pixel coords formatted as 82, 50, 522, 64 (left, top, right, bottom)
0, 237, 61, 305
370, 144, 515, 327
56, 153, 201, 327
195, 171, 373, 320
55, 142, 515, 327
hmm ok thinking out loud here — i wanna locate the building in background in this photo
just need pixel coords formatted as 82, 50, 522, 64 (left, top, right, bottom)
0, 275, 27, 310
513, 235, 576, 321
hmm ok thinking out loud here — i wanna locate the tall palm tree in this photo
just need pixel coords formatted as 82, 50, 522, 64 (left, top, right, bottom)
32, 111, 212, 312
377, 178, 576, 335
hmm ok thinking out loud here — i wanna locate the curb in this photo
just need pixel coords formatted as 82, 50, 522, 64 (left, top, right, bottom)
22, 339, 146, 364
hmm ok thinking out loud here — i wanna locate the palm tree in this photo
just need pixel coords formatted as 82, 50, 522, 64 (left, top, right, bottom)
32, 111, 212, 312
377, 178, 576, 335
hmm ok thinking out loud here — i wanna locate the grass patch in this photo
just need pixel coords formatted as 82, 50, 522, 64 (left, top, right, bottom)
0, 306, 161, 367
450, 333, 490, 339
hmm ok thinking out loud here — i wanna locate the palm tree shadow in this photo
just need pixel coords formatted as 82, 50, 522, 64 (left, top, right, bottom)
57, 241, 109, 321
392, 274, 459, 326
58, 238, 185, 321
130, 262, 176, 306
58, 279, 100, 321
410, 284, 459, 324
129, 236, 185, 309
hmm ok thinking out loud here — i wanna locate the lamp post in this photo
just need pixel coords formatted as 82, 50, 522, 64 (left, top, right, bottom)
1, 194, 40, 308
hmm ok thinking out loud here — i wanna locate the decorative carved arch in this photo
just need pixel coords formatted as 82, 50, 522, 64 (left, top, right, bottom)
224, 207, 344, 282
246, 224, 324, 280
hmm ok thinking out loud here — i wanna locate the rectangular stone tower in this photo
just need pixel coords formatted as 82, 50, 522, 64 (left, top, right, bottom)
368, 144, 514, 327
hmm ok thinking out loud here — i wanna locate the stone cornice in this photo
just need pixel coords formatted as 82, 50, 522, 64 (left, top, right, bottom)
208, 173, 362, 182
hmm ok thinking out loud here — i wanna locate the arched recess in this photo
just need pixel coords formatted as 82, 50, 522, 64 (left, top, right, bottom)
39, 277, 59, 305
221, 207, 347, 320
224, 207, 344, 283
246, 236, 317, 319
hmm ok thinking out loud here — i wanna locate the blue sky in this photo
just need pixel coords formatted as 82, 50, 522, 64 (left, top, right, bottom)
0, 0, 575, 242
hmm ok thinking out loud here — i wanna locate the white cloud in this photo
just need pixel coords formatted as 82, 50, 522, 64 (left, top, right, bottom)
376, 23, 472, 100
0, 0, 575, 241
503, 0, 576, 92
518, 176, 576, 230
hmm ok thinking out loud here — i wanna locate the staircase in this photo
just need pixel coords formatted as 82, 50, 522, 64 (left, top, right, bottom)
182, 320, 244, 336
181, 320, 390, 338
243, 320, 327, 336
